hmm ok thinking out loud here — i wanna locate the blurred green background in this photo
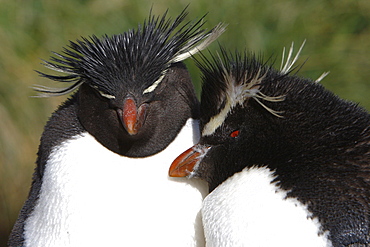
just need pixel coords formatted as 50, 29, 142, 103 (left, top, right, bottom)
0, 0, 369, 245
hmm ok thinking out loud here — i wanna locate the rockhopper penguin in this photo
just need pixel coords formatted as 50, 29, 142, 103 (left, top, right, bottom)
169, 43, 370, 247
8, 10, 225, 247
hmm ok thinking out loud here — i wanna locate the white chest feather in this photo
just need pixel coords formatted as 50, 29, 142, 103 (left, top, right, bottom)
202, 167, 333, 247
24, 119, 207, 247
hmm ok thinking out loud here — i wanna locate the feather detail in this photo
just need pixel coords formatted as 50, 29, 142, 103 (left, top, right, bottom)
315, 71, 330, 83
198, 46, 288, 135
198, 42, 315, 136
171, 23, 227, 63
34, 8, 225, 97
280, 40, 306, 75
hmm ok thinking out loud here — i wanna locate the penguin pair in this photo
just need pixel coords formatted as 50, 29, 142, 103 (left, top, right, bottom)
170, 43, 370, 246
8, 9, 225, 247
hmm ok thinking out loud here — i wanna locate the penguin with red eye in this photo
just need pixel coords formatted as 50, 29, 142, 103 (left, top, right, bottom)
8, 9, 225, 247
169, 43, 370, 247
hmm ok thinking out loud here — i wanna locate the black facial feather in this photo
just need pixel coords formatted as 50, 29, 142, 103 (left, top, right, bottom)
35, 9, 221, 97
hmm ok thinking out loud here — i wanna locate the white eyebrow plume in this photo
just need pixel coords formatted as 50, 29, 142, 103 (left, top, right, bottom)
143, 23, 226, 95
143, 70, 167, 94
171, 23, 227, 63
280, 40, 329, 83
315, 71, 330, 83
32, 81, 84, 98
202, 65, 285, 137
280, 40, 306, 75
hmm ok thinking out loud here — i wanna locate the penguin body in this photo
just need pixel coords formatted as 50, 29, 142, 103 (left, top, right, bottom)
169, 44, 370, 247
202, 167, 331, 247
24, 101, 205, 246
9, 10, 224, 247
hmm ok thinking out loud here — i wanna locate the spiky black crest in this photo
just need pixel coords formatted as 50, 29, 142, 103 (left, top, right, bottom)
196, 42, 313, 136
35, 9, 225, 97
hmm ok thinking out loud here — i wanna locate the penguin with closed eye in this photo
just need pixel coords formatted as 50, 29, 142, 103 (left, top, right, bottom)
8, 9, 225, 247
169, 43, 370, 247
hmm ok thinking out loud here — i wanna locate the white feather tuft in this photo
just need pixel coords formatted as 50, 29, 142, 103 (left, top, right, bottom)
315, 71, 330, 83
32, 81, 84, 98
171, 23, 227, 63
280, 40, 306, 75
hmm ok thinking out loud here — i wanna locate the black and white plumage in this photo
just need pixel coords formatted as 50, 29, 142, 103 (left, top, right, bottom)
9, 10, 224, 247
169, 43, 370, 247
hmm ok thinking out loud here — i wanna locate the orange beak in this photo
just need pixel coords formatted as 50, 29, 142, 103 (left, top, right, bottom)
122, 97, 147, 135
168, 144, 210, 177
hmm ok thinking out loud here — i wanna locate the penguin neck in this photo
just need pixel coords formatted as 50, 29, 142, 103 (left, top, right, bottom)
202, 166, 332, 247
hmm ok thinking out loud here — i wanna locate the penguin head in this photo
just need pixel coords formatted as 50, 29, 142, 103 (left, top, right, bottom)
35, 9, 225, 157
169, 46, 287, 191
170, 43, 370, 245
169, 42, 367, 192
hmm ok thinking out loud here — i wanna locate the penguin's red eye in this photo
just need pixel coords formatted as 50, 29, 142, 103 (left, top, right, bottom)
230, 130, 240, 138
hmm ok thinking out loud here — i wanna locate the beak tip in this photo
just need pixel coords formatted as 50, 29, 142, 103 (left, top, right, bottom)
168, 166, 191, 177
126, 124, 138, 135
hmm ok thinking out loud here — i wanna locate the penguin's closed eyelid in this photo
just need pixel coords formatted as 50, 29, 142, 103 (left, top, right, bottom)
98, 91, 116, 100
91, 85, 116, 100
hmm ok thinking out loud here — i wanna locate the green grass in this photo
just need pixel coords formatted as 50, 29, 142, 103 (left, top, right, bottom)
0, 0, 369, 245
